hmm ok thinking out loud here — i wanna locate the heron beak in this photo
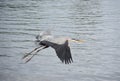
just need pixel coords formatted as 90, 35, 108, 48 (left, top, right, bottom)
71, 38, 85, 43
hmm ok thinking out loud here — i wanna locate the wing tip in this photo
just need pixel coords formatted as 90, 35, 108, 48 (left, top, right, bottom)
61, 58, 73, 64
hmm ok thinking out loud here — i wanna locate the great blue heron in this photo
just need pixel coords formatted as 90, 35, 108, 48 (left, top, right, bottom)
23, 31, 84, 64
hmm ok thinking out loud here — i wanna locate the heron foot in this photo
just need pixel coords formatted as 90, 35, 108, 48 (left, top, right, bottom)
22, 46, 47, 63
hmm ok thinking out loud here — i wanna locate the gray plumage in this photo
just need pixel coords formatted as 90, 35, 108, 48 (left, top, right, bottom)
40, 40, 73, 64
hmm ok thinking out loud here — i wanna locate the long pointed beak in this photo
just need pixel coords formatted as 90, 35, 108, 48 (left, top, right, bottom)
71, 38, 85, 43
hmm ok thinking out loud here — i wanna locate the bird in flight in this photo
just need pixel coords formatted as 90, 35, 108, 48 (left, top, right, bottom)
22, 30, 84, 64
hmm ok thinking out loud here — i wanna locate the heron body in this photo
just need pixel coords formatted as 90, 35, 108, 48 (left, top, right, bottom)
36, 31, 73, 64
23, 31, 84, 64
40, 40, 73, 64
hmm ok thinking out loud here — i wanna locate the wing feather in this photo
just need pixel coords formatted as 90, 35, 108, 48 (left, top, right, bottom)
40, 40, 73, 64
54, 43, 73, 64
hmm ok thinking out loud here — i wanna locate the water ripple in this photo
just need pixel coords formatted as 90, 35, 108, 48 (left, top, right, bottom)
0, 0, 120, 81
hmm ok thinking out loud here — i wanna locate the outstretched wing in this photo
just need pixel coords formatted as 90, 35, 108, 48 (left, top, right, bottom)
55, 44, 73, 64
41, 40, 73, 64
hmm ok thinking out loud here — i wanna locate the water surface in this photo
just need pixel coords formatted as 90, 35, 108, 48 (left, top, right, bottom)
0, 0, 120, 81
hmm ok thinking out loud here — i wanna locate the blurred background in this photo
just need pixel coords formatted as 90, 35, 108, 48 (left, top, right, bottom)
0, 0, 120, 81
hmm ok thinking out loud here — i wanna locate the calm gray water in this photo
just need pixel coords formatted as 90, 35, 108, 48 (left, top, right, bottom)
0, 0, 120, 81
